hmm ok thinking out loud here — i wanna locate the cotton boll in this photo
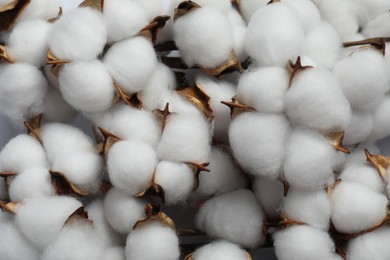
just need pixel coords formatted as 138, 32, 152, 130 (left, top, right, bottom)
245, 3, 305, 67
157, 114, 211, 163
107, 140, 156, 195
0, 63, 48, 123
274, 225, 338, 260
16, 196, 82, 249
283, 0, 321, 33
104, 36, 157, 94
284, 128, 338, 190
369, 96, 390, 141
43, 65, 60, 89
49, 7, 107, 61
9, 167, 55, 202
174, 7, 234, 68
104, 246, 126, 260
131, 0, 166, 19
237, 67, 289, 113
125, 222, 180, 260
253, 176, 283, 221
229, 112, 290, 179
42, 87, 77, 122
0, 134, 48, 173
103, 188, 146, 234
192, 0, 232, 13
339, 164, 384, 193
160, 91, 204, 117
363, 13, 390, 38
282, 189, 331, 230
16, 0, 60, 21
239, 0, 269, 22
226, 8, 247, 61
343, 111, 373, 145
331, 181, 388, 234
59, 60, 115, 113
193, 240, 248, 260
7, 20, 51, 66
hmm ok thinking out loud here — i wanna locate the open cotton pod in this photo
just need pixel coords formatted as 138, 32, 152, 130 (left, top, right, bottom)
339, 164, 385, 193
189, 240, 251, 260
195, 189, 265, 249
253, 176, 284, 221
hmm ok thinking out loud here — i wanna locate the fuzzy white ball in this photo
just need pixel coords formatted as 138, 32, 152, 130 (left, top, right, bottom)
192, 240, 249, 260
253, 176, 284, 221
16, 0, 61, 22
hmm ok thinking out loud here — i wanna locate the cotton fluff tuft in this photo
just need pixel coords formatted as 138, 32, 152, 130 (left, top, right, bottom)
274, 225, 338, 260
331, 181, 388, 234
155, 161, 194, 205
157, 114, 211, 163
59, 60, 115, 113
286, 68, 351, 132
7, 20, 51, 66
362, 13, 390, 38
226, 8, 247, 61
196, 189, 265, 249
284, 0, 321, 33
0, 134, 48, 173
192, 240, 248, 260
229, 112, 290, 179
48, 7, 107, 61
16, 196, 82, 249
103, 188, 146, 234
42, 87, 77, 122
253, 176, 284, 221
284, 129, 339, 190
245, 3, 305, 67
343, 111, 373, 145
160, 91, 204, 117
174, 7, 234, 68
369, 96, 390, 141
237, 67, 289, 113
125, 222, 180, 260
16, 0, 60, 21
107, 140, 156, 195
339, 164, 384, 193
239, 0, 268, 22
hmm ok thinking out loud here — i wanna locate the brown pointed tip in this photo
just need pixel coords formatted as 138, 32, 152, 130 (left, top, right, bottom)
174, 1, 201, 21
364, 149, 390, 181
0, 45, 15, 63
0, 200, 19, 214
282, 181, 289, 197
221, 96, 255, 118
288, 56, 313, 87
343, 37, 389, 56
133, 203, 176, 231
65, 206, 92, 225
49, 171, 90, 197
97, 127, 121, 159
279, 214, 305, 228
198, 51, 243, 77
327, 131, 350, 154
24, 114, 42, 143
185, 162, 210, 190
46, 49, 69, 65
153, 102, 172, 131
47, 6, 62, 23
138, 15, 170, 43
231, 0, 241, 13
0, 171, 17, 178
267, 0, 281, 4
184, 253, 194, 260
78, 0, 104, 11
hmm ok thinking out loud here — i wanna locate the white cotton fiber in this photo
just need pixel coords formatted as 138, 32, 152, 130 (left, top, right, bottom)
107, 140, 156, 195
239, 0, 268, 22
16, 196, 82, 249
192, 0, 232, 13
160, 91, 204, 117
16, 0, 60, 21
104, 36, 157, 94
155, 161, 194, 204
42, 87, 77, 122
157, 113, 211, 163
284, 0, 321, 33
253, 176, 284, 221
0, 134, 48, 173
274, 225, 338, 260
103, 0, 149, 43
48, 7, 107, 61
103, 188, 146, 234
229, 112, 290, 179
7, 19, 51, 66
197, 146, 246, 197
9, 167, 55, 202
369, 96, 390, 141
354, 0, 390, 25
43, 65, 60, 89
245, 3, 305, 67
339, 164, 384, 193
343, 144, 380, 169
343, 111, 373, 145
286, 68, 351, 132
237, 67, 289, 113
331, 181, 388, 234
283, 128, 338, 190
131, 0, 166, 20
174, 6, 234, 68
125, 222, 180, 260
104, 246, 126, 260
196, 189, 265, 249
282, 189, 331, 230
0, 63, 48, 123
59, 60, 115, 113
193, 240, 248, 260
362, 13, 390, 38
334, 48, 388, 112
226, 8, 247, 61
347, 227, 390, 260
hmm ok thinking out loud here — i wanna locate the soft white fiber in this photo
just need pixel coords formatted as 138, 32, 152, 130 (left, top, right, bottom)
362, 13, 390, 38
343, 111, 373, 145
160, 91, 204, 116
286, 68, 351, 132
192, 0, 232, 13
48, 7, 107, 61
157, 114, 211, 163
7, 19, 51, 66
43, 65, 60, 89
103, 188, 146, 234
193, 240, 248, 260
16, 0, 61, 21
59, 60, 115, 113
245, 3, 305, 67
343, 144, 380, 169
354, 0, 390, 26
195, 189, 265, 249
331, 181, 388, 234
174, 7, 234, 68
339, 164, 384, 193
107, 140, 156, 195
237, 67, 289, 113
42, 87, 77, 122
229, 112, 290, 179
283, 128, 338, 190
125, 222, 180, 260
253, 176, 284, 221
284, 0, 321, 33
131, 0, 167, 20
369, 96, 390, 141
226, 8, 247, 61
155, 161, 194, 204
104, 246, 126, 260
239, 0, 268, 22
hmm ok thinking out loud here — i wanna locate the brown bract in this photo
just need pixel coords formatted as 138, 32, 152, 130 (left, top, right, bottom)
112, 81, 143, 109
365, 149, 390, 181
96, 127, 121, 160
267, 0, 281, 4
136, 171, 165, 203
0, 200, 19, 214
24, 114, 42, 143
198, 51, 243, 77
0, 0, 19, 12
133, 203, 176, 231
326, 179, 342, 198
279, 214, 306, 228
185, 161, 210, 190
0, 0, 30, 31
153, 103, 172, 132
173, 1, 201, 21
343, 37, 390, 56
138, 15, 171, 43
49, 171, 90, 197
47, 6, 62, 23
287, 56, 313, 87
78, 0, 104, 11
64, 206, 92, 225
231, 0, 241, 13
221, 96, 255, 118
326, 132, 350, 154
47, 49, 69, 76
0, 45, 15, 63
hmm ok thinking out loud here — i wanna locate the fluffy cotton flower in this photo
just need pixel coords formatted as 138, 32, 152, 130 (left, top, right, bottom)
42, 87, 77, 122
343, 111, 373, 145
226, 8, 247, 61
253, 176, 284, 221
16, 0, 61, 21
339, 164, 384, 193
192, 240, 249, 260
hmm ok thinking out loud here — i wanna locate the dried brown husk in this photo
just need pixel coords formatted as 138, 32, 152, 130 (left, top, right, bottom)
287, 56, 313, 87
112, 81, 143, 109
49, 171, 90, 197
46, 49, 69, 76
185, 161, 210, 190
138, 15, 170, 43
78, 0, 104, 11
279, 214, 306, 228
0, 0, 19, 12
132, 203, 176, 231
96, 127, 121, 160
24, 114, 42, 143
221, 96, 255, 118
136, 171, 165, 203
231, 0, 241, 13
326, 131, 350, 154
173, 1, 201, 21
0, 45, 15, 63
47, 6, 62, 23
0, 0, 30, 31
364, 149, 390, 181
64, 206, 92, 225
198, 51, 243, 77
153, 103, 172, 132
185, 251, 252, 260
0, 200, 19, 214
343, 37, 390, 56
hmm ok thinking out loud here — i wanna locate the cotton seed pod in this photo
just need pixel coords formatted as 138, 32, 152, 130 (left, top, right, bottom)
48, 7, 107, 61
104, 36, 157, 94
331, 181, 388, 234
343, 111, 373, 145
238, 0, 268, 22
369, 96, 390, 141
229, 112, 290, 179
339, 164, 384, 193
362, 13, 390, 38
104, 246, 126, 260
274, 225, 340, 260
16, 0, 61, 22
237, 67, 289, 113
190, 240, 250, 260
253, 176, 284, 221
107, 140, 157, 195
42, 86, 77, 122
283, 0, 321, 33
196, 189, 265, 249
58, 60, 115, 113
245, 2, 305, 67
125, 221, 180, 260
103, 188, 146, 234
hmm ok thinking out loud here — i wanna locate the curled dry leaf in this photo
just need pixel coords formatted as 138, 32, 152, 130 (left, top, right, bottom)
49, 171, 90, 197
96, 127, 121, 160
0, 0, 30, 31
0, 200, 19, 214
138, 15, 171, 43
221, 96, 255, 118
78, 0, 104, 11
287, 56, 313, 87
343, 37, 390, 56
64, 206, 92, 225
197, 51, 243, 77
364, 149, 390, 181
24, 114, 42, 143
326, 132, 350, 154
0, 45, 15, 63
173, 0, 201, 21
133, 203, 176, 231
153, 103, 172, 132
